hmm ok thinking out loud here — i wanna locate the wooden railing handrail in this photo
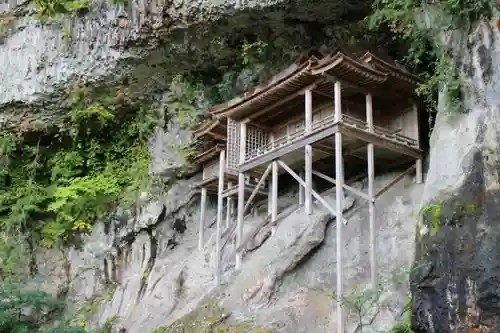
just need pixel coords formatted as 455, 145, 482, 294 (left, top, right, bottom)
243, 114, 419, 164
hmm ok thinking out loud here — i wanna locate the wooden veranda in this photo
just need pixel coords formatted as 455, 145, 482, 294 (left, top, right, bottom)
192, 51, 424, 333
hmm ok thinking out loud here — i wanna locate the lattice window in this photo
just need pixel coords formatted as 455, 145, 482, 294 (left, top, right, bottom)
227, 118, 239, 171
245, 124, 268, 160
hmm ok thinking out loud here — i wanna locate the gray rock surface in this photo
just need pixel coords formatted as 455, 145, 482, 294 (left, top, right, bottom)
411, 20, 500, 333
34, 168, 422, 332
0, 0, 372, 129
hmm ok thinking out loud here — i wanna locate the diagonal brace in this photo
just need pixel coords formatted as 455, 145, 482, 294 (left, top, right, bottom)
243, 163, 272, 214
277, 160, 348, 225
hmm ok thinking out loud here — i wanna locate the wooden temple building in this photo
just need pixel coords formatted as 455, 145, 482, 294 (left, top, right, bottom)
190, 51, 424, 333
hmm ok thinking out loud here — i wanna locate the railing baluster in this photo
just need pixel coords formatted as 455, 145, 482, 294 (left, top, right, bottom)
242, 114, 418, 164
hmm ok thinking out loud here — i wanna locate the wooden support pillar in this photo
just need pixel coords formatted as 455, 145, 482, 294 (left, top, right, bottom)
226, 182, 233, 228
215, 150, 225, 285
368, 142, 376, 287
412, 103, 423, 184
416, 159, 423, 184
305, 145, 313, 214
335, 132, 345, 333
334, 81, 342, 122
299, 170, 304, 205
366, 92, 376, 288
267, 181, 272, 215
366, 93, 373, 131
305, 89, 312, 132
304, 89, 313, 215
271, 161, 278, 235
198, 187, 207, 251
236, 122, 247, 270
335, 80, 344, 333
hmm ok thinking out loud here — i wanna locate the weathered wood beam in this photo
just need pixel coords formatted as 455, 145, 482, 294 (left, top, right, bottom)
215, 150, 225, 285
239, 124, 340, 172
207, 131, 227, 141
271, 160, 279, 234
339, 123, 423, 159
366, 92, 376, 288
311, 169, 371, 202
335, 131, 345, 333
277, 160, 347, 224
235, 122, 247, 270
198, 187, 207, 251
226, 181, 233, 228
245, 81, 321, 123
374, 164, 416, 199
243, 163, 272, 214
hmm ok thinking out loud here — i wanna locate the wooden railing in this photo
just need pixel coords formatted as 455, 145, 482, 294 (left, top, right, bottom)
342, 114, 418, 147
244, 114, 418, 164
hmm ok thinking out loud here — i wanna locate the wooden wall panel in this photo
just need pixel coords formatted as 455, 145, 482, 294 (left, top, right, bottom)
203, 159, 220, 180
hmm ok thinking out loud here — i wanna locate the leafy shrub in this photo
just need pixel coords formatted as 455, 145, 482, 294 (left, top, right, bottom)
0, 283, 95, 333
0, 87, 159, 278
368, 0, 496, 114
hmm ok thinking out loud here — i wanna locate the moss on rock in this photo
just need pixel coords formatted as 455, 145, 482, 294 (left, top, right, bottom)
153, 300, 273, 333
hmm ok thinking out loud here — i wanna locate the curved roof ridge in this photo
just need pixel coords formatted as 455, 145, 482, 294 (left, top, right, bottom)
209, 56, 318, 116
311, 51, 388, 82
360, 52, 421, 83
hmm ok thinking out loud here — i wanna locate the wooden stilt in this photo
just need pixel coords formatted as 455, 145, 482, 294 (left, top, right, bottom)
334, 81, 342, 122
311, 170, 370, 201
335, 80, 344, 333
299, 170, 304, 205
271, 161, 278, 235
198, 187, 207, 251
413, 103, 423, 184
335, 132, 345, 333
215, 150, 225, 285
305, 145, 313, 214
236, 122, 247, 270
267, 180, 272, 215
416, 159, 423, 184
375, 164, 416, 199
226, 182, 233, 228
366, 92, 376, 287
368, 143, 376, 287
277, 160, 346, 223
244, 163, 271, 213
236, 172, 245, 269
304, 88, 313, 215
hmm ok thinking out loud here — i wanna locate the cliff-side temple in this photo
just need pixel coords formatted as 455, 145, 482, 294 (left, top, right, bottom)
191, 50, 424, 333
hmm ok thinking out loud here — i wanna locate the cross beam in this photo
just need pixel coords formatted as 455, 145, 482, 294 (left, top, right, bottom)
311, 170, 372, 202
277, 160, 348, 224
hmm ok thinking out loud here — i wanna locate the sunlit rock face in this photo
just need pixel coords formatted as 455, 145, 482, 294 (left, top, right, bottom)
411, 20, 500, 333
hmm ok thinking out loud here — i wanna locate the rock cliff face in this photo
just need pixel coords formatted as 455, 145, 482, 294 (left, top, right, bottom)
0, 0, 372, 128
411, 20, 500, 333
2, 0, 499, 332
33, 172, 423, 333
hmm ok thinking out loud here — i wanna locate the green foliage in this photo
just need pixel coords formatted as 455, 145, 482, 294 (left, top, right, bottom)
240, 40, 268, 66
419, 201, 479, 237
367, 0, 496, 114
0, 88, 158, 278
0, 283, 76, 333
30, 0, 90, 19
154, 299, 272, 332
420, 203, 442, 235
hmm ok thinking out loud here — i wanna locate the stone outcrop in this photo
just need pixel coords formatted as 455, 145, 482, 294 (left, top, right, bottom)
31, 170, 422, 332
0, 0, 373, 130
411, 20, 500, 333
